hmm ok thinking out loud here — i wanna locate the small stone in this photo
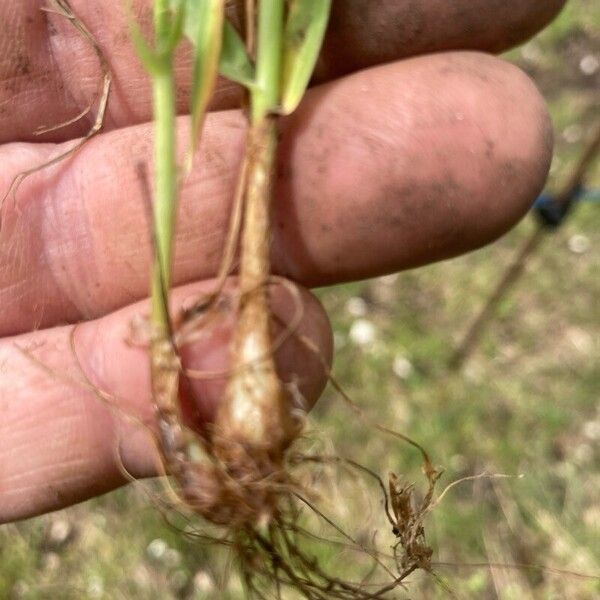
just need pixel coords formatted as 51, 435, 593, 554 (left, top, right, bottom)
573, 443, 593, 464
568, 234, 590, 254
146, 538, 167, 561
48, 519, 72, 547
579, 54, 600, 75
520, 42, 542, 62
392, 355, 414, 380
562, 124, 583, 144
193, 571, 215, 593
41, 552, 61, 572
583, 421, 600, 441
566, 327, 593, 354
349, 319, 376, 346
464, 362, 484, 382
345, 296, 368, 317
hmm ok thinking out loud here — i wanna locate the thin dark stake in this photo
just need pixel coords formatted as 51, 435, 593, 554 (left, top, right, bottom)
450, 120, 600, 369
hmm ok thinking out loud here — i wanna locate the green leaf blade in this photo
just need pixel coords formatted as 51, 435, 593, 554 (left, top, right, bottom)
219, 21, 256, 89
281, 0, 332, 115
185, 0, 226, 151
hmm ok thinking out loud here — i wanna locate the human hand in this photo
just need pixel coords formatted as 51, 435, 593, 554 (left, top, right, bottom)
0, 0, 563, 522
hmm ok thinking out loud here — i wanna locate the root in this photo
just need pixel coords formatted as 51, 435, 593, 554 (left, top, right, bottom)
1, 0, 111, 226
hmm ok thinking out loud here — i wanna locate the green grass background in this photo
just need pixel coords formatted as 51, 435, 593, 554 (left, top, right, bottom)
1, 1, 599, 598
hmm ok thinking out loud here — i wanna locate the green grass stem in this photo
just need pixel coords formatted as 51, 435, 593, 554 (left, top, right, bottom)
251, 0, 285, 123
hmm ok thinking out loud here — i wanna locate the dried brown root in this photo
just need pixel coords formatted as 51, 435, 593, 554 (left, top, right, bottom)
162, 464, 421, 599
0, 0, 111, 226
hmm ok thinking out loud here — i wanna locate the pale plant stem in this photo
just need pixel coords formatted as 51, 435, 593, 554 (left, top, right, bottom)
153, 0, 170, 39
148, 2, 185, 476
215, 0, 294, 452
251, 0, 284, 123
236, 0, 284, 358
150, 66, 177, 332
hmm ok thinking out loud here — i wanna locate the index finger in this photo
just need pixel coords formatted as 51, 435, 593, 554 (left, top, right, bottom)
0, 0, 565, 143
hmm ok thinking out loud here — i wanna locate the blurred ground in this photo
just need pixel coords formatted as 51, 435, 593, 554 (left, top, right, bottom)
1, 1, 599, 598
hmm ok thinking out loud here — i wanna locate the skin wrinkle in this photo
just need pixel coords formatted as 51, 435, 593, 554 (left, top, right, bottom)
0, 164, 53, 329
2, 452, 88, 485
4, 463, 106, 517
42, 183, 98, 320
41, 127, 147, 320
35, 170, 87, 321
1, 395, 122, 511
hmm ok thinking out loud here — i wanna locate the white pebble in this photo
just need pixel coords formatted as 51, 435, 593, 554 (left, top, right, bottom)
392, 355, 414, 380
194, 571, 215, 593
562, 124, 583, 144
573, 443, 593, 464
48, 519, 71, 546
146, 538, 167, 561
579, 54, 600, 75
41, 552, 60, 572
349, 319, 376, 346
583, 421, 600, 441
566, 327, 593, 354
568, 234, 591, 254
345, 296, 368, 317
520, 42, 542, 62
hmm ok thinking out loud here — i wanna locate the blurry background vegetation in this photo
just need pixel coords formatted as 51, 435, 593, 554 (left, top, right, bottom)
1, 1, 598, 598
